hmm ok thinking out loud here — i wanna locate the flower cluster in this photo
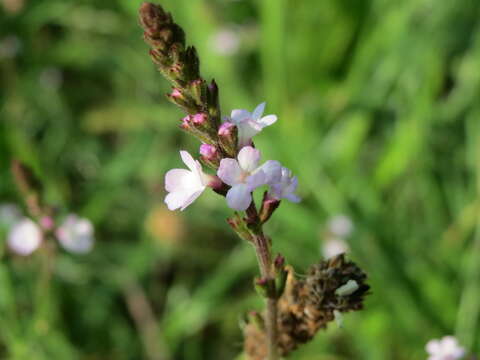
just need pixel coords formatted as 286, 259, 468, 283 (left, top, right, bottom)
1, 204, 94, 256
165, 103, 300, 211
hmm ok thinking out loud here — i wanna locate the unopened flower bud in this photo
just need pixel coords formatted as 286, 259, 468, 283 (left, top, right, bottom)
227, 213, 253, 242
259, 191, 281, 224
190, 79, 206, 104
199, 144, 221, 169
171, 88, 182, 98
218, 121, 238, 156
192, 112, 207, 125
254, 277, 275, 298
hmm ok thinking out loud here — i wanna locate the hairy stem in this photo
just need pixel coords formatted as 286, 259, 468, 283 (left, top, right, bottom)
248, 202, 278, 360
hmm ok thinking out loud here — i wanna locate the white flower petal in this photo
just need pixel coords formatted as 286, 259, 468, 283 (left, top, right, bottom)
226, 184, 252, 211
218, 158, 243, 186
180, 150, 198, 173
258, 114, 277, 128
237, 146, 261, 172
252, 102, 266, 120
165, 169, 200, 192
180, 190, 204, 211
260, 160, 282, 184
165, 191, 196, 211
230, 109, 251, 124
7, 218, 42, 256
246, 170, 266, 190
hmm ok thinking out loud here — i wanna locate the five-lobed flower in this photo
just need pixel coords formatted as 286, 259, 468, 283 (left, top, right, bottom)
165, 150, 219, 211
217, 146, 280, 211
228, 102, 277, 147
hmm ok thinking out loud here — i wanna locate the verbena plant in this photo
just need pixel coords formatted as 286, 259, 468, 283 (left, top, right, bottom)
138, 3, 370, 359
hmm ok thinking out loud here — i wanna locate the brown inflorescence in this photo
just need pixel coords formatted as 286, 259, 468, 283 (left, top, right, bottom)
243, 254, 370, 359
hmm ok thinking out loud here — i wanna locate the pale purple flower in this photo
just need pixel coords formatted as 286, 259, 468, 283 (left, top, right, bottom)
56, 215, 94, 254
328, 214, 354, 238
165, 151, 212, 211
218, 146, 279, 210
426, 336, 465, 360
322, 236, 349, 259
7, 218, 42, 256
228, 103, 277, 147
268, 167, 300, 203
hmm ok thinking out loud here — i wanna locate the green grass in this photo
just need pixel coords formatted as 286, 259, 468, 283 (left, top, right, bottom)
1, 0, 480, 359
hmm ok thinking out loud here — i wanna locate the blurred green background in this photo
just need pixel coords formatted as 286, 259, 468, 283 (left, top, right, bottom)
1, 0, 480, 359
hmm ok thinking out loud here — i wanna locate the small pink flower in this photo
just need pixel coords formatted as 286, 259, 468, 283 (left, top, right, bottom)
268, 167, 300, 203
426, 336, 465, 360
217, 146, 279, 210
228, 103, 277, 147
165, 151, 213, 211
7, 218, 42, 256
56, 215, 94, 254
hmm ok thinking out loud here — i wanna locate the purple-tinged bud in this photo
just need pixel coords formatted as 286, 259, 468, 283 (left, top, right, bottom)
218, 121, 235, 136
200, 144, 221, 169
200, 144, 217, 159
180, 115, 192, 130
218, 121, 238, 157
192, 113, 208, 125
254, 277, 276, 298
171, 88, 182, 98
259, 191, 281, 224
274, 254, 285, 270
190, 79, 205, 104
273, 253, 288, 298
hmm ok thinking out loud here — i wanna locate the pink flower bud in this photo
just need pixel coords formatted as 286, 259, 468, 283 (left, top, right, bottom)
192, 113, 207, 125
171, 88, 182, 98
199, 144, 217, 159
40, 216, 54, 230
218, 121, 235, 136
180, 115, 192, 129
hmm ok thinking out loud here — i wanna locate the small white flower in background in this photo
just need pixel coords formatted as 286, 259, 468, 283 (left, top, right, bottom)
328, 214, 354, 238
210, 28, 240, 56
322, 237, 349, 259
0, 203, 22, 227
7, 218, 42, 256
268, 166, 300, 203
218, 146, 279, 211
165, 150, 213, 211
426, 336, 466, 360
56, 215, 94, 254
228, 102, 277, 147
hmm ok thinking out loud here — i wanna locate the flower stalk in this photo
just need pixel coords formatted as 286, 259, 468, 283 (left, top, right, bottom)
138, 3, 368, 360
